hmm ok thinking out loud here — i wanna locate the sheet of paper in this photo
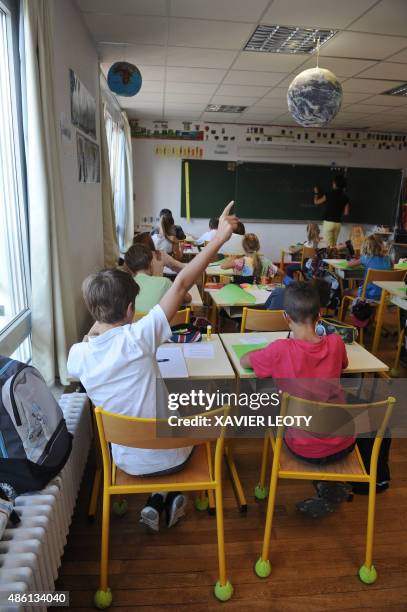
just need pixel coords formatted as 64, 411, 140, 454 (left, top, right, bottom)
183, 343, 215, 359
232, 343, 269, 372
239, 336, 269, 345
156, 346, 188, 378
246, 289, 269, 303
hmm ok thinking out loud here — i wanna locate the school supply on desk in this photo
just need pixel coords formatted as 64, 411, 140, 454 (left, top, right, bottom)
156, 346, 189, 378
216, 284, 256, 304
183, 343, 215, 359
205, 282, 225, 290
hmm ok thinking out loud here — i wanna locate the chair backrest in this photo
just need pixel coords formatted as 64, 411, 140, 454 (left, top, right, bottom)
94, 405, 229, 450
300, 246, 316, 267
349, 225, 365, 251
133, 307, 191, 326
360, 268, 406, 299
241, 307, 289, 332
278, 391, 395, 440
170, 307, 191, 326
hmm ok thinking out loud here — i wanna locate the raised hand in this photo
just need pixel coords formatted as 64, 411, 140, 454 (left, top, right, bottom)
217, 200, 239, 243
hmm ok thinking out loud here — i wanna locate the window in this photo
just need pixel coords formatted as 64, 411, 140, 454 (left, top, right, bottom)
0, 0, 31, 359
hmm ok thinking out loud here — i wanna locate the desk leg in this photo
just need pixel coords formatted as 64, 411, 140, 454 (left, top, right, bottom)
372, 290, 387, 356
224, 442, 247, 513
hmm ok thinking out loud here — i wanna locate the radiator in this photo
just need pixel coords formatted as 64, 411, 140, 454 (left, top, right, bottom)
0, 393, 92, 612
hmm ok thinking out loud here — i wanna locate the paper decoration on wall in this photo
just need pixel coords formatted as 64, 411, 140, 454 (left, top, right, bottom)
108, 62, 142, 97
154, 145, 203, 158
69, 69, 96, 139
77, 133, 100, 183
287, 67, 342, 127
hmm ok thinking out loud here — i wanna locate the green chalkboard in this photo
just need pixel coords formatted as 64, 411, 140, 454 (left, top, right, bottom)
180, 160, 236, 218
180, 159, 402, 225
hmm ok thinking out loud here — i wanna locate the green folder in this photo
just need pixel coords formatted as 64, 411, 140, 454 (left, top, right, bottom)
334, 260, 364, 270
216, 284, 256, 304
395, 262, 407, 270
232, 343, 269, 372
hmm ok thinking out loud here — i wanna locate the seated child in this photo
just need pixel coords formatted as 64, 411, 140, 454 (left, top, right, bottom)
67, 202, 238, 531
220, 233, 282, 283
285, 223, 328, 281
124, 244, 191, 312
240, 282, 354, 517
265, 278, 330, 312
348, 234, 391, 300
218, 221, 246, 254
196, 217, 219, 245
133, 232, 185, 276
152, 213, 180, 255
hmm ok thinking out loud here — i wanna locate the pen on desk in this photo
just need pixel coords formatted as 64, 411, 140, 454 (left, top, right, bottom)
157, 358, 170, 363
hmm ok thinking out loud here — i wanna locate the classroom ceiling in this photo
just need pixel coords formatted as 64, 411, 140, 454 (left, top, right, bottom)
77, 0, 407, 132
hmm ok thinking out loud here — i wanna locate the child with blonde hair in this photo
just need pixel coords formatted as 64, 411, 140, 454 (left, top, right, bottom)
221, 233, 282, 282
349, 234, 391, 300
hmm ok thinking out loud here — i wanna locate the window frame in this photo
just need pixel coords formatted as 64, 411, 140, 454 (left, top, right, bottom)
0, 0, 31, 358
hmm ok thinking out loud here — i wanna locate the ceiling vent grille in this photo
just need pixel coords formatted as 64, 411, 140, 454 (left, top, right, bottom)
244, 25, 337, 54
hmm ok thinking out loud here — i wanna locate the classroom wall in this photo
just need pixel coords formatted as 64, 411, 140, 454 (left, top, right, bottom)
52, 0, 103, 334
132, 132, 407, 262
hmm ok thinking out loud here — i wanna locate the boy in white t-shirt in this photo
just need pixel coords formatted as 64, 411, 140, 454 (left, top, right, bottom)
67, 202, 238, 531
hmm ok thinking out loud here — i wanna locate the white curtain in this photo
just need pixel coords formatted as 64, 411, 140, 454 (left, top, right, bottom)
99, 99, 119, 267
104, 109, 134, 254
21, 0, 77, 385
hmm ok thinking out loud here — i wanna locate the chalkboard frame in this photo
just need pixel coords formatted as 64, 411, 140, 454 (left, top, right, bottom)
181, 158, 403, 226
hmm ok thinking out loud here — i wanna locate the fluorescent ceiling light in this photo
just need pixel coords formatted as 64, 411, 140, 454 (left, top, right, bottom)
205, 104, 248, 113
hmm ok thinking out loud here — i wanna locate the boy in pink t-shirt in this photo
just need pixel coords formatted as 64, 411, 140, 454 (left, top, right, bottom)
240, 281, 354, 517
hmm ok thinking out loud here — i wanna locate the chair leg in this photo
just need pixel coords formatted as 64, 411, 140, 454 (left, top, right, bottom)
255, 438, 282, 579
88, 467, 102, 521
359, 327, 364, 347
224, 443, 247, 513
94, 492, 112, 608
339, 296, 351, 322
213, 482, 233, 602
391, 330, 405, 376
255, 436, 270, 500
371, 291, 387, 356
359, 474, 378, 585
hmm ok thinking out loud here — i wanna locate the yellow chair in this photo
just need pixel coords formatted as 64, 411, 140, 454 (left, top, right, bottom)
339, 268, 406, 346
134, 307, 191, 327
240, 308, 289, 332
294, 246, 316, 280
93, 405, 233, 608
254, 391, 395, 585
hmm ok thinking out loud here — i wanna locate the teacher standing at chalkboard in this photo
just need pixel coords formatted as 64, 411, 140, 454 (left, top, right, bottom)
313, 174, 350, 247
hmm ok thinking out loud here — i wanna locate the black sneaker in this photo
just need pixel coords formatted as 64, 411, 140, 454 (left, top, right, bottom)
165, 492, 187, 528
140, 494, 165, 531
296, 496, 336, 518
351, 481, 389, 495
313, 481, 353, 504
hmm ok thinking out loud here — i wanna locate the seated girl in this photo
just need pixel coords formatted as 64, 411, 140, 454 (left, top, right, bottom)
152, 213, 181, 256
133, 232, 185, 276
220, 233, 282, 283
285, 223, 328, 281
347, 234, 391, 300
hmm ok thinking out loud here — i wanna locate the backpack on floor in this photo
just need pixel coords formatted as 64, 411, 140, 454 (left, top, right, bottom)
0, 356, 72, 495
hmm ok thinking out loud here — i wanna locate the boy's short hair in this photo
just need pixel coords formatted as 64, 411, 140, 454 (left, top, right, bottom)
284, 281, 320, 323
82, 269, 139, 324
209, 217, 219, 230
333, 173, 346, 190
124, 244, 153, 274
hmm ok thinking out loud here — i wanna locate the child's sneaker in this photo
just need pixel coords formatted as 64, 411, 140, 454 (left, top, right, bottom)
140, 493, 165, 531
313, 481, 353, 504
165, 492, 187, 528
296, 496, 336, 518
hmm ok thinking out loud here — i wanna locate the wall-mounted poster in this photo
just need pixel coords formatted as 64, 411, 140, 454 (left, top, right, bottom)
70, 68, 96, 139
77, 133, 100, 183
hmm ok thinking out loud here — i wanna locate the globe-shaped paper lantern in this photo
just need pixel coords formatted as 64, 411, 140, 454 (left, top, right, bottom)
107, 62, 142, 97
287, 67, 342, 127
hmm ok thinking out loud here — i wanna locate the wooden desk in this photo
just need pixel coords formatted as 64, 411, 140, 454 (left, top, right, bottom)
189, 284, 203, 309
371, 280, 407, 355
161, 334, 234, 380
206, 287, 270, 330
220, 332, 389, 378
324, 259, 365, 280
205, 263, 234, 278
